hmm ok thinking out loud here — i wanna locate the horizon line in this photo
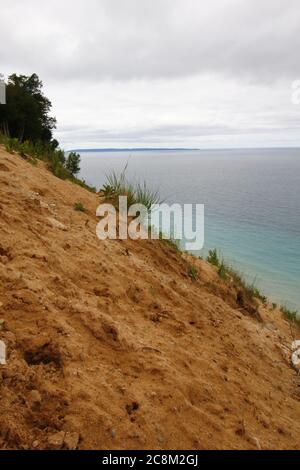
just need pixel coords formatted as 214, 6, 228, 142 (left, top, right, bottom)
68, 146, 300, 153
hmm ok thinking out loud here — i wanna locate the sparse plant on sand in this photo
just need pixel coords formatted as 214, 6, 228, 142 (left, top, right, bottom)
207, 247, 270, 305
157, 230, 181, 252
0, 133, 96, 193
281, 305, 299, 325
101, 164, 161, 211
187, 264, 198, 281
218, 261, 227, 279
207, 248, 220, 267
74, 202, 86, 212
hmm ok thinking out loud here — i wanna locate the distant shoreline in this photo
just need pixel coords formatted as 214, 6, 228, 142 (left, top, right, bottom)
70, 148, 200, 153
69, 146, 300, 153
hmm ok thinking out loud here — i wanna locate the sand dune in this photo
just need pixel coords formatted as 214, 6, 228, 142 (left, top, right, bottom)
0, 146, 299, 450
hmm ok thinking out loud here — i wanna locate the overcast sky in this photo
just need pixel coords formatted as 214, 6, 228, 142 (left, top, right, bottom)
1, 0, 300, 149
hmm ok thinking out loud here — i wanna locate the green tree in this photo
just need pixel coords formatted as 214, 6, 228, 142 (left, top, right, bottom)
66, 151, 81, 175
0, 73, 56, 143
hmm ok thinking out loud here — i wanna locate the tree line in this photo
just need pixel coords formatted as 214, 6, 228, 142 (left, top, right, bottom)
0, 73, 80, 176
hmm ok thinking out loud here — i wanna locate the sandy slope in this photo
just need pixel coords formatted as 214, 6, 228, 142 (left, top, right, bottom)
0, 146, 299, 450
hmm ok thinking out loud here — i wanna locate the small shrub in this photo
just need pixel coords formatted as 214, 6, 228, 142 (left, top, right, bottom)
66, 151, 81, 176
207, 249, 228, 280
187, 264, 198, 281
74, 202, 86, 212
5, 140, 14, 154
218, 261, 228, 279
207, 248, 220, 267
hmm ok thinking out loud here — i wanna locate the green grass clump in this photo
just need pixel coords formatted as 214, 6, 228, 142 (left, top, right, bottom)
74, 202, 86, 212
207, 249, 228, 279
207, 248, 221, 267
101, 164, 161, 211
187, 264, 198, 281
218, 261, 227, 280
4, 138, 17, 154
207, 247, 270, 305
246, 284, 268, 304
227, 267, 268, 304
135, 182, 160, 211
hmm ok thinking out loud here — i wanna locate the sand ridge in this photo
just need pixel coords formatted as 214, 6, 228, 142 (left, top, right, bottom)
0, 146, 299, 450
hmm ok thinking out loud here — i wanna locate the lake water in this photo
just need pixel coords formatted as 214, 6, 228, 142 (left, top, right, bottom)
78, 148, 300, 311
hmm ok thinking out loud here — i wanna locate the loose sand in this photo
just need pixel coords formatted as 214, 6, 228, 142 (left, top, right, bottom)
0, 146, 299, 450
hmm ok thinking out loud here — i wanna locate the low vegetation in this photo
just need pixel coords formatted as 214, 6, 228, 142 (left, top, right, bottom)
0, 134, 96, 193
218, 261, 227, 280
187, 264, 198, 281
74, 202, 86, 212
281, 305, 300, 325
207, 248, 267, 303
0, 72, 96, 193
101, 164, 161, 210
207, 247, 299, 323
207, 248, 220, 266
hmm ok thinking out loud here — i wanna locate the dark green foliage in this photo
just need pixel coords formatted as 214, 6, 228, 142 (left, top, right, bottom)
207, 248, 220, 267
218, 261, 227, 279
0, 73, 56, 144
66, 152, 81, 176
0, 73, 98, 195
74, 202, 86, 212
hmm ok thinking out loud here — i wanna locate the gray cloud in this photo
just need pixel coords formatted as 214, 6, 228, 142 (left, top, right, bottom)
1, 0, 300, 82
56, 116, 300, 149
1, 0, 300, 148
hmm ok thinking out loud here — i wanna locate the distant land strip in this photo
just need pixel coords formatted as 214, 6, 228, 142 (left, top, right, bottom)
70, 148, 201, 153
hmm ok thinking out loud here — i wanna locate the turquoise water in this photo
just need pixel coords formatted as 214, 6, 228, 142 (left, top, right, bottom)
78, 148, 300, 311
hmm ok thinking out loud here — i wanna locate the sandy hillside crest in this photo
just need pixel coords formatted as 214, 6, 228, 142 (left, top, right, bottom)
0, 146, 299, 450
